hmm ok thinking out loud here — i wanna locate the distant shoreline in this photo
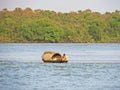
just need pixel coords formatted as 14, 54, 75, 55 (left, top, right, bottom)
0, 42, 120, 43
0, 8, 120, 43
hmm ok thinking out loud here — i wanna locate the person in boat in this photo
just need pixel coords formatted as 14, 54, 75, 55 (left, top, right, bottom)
62, 54, 68, 61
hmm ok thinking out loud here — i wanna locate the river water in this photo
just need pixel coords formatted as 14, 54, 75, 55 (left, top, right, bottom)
0, 43, 120, 90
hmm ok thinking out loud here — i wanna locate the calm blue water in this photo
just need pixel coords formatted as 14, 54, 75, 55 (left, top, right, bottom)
0, 43, 120, 90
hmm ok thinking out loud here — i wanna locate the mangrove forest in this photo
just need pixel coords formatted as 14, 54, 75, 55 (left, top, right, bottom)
0, 8, 120, 43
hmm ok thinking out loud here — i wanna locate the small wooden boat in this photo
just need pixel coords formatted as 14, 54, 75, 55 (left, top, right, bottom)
42, 51, 68, 63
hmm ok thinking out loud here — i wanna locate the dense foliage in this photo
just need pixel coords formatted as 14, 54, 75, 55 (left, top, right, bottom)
0, 8, 120, 43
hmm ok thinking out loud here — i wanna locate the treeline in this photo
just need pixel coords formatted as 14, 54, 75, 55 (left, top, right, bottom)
0, 8, 120, 43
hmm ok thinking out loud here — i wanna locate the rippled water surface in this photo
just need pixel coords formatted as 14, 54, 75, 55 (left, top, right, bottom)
0, 43, 120, 90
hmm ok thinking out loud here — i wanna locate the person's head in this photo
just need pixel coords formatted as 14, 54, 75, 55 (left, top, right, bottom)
63, 54, 66, 56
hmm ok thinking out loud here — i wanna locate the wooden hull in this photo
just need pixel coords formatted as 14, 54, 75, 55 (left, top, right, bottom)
43, 60, 68, 63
